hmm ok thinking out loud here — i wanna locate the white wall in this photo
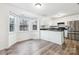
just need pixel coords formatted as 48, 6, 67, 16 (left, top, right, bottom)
40, 14, 79, 26
7, 4, 39, 46
51, 14, 79, 26
17, 19, 39, 42
40, 17, 54, 27
0, 4, 40, 49
0, 4, 8, 50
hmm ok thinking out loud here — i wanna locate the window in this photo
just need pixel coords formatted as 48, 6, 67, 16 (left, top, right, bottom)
32, 21, 37, 30
9, 16, 15, 32
20, 19, 28, 31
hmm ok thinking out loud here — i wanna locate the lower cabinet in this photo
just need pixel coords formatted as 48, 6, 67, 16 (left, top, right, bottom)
40, 30, 64, 45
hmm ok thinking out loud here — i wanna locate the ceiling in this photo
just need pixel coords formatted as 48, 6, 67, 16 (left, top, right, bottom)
9, 3, 79, 17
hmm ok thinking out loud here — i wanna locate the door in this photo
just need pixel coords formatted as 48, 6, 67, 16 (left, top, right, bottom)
8, 15, 17, 47
30, 20, 39, 39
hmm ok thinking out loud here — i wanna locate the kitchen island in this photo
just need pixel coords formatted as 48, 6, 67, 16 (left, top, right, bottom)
40, 30, 64, 45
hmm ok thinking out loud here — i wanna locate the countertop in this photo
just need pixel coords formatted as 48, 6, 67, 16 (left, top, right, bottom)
40, 28, 65, 32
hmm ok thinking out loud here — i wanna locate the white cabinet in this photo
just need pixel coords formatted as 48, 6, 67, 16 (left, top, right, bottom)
40, 30, 64, 45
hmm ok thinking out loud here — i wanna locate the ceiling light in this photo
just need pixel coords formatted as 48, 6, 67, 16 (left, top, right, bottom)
35, 3, 42, 8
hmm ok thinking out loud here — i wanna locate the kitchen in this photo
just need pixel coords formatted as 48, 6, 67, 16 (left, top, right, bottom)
0, 3, 79, 55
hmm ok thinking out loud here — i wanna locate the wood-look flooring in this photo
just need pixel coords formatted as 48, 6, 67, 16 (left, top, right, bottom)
63, 39, 79, 55
0, 39, 78, 55
0, 39, 64, 55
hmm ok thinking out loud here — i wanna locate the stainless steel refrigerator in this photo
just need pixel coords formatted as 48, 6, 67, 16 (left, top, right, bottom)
67, 20, 79, 41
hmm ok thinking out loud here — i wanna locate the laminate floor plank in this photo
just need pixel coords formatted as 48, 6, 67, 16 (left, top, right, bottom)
0, 39, 78, 55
